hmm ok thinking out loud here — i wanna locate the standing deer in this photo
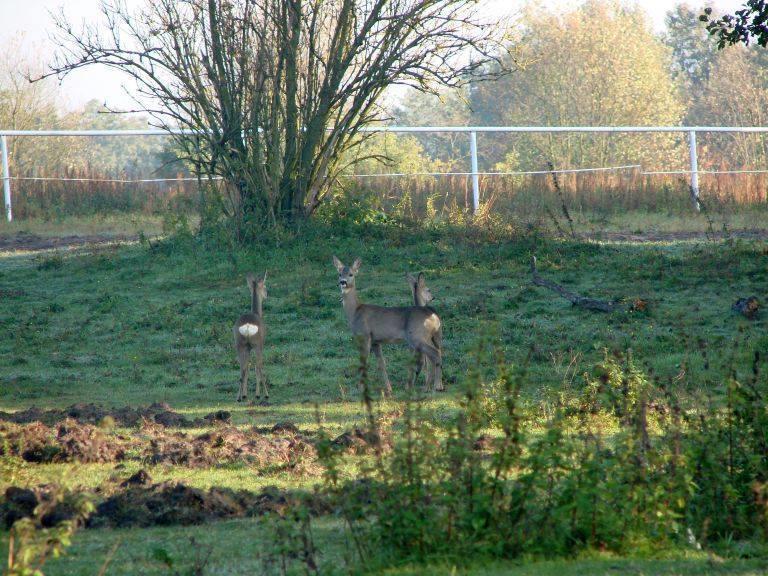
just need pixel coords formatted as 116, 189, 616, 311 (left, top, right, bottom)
233, 272, 268, 402
333, 256, 443, 395
406, 272, 443, 390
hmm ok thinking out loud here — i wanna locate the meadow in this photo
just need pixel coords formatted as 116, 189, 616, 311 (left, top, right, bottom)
1, 213, 768, 575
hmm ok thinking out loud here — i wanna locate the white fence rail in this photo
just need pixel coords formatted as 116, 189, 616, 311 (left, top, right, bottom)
2, 126, 768, 222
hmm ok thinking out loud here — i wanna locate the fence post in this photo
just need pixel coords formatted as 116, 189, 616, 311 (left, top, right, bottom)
688, 130, 700, 211
470, 130, 479, 213
1, 135, 11, 222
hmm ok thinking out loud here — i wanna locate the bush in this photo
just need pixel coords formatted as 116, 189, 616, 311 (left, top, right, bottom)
315, 343, 768, 569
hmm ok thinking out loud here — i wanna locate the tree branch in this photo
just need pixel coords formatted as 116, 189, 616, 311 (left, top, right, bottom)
530, 256, 618, 312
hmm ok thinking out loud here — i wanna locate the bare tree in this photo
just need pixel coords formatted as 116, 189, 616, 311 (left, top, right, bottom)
40, 0, 506, 232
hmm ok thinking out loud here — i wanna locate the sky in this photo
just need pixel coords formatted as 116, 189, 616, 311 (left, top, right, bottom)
0, 0, 747, 112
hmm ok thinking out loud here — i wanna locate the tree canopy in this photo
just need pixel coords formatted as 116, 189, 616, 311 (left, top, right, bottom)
471, 1, 684, 171
40, 0, 507, 234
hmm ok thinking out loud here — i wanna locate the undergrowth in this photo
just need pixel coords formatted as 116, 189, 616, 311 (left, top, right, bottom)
284, 340, 768, 572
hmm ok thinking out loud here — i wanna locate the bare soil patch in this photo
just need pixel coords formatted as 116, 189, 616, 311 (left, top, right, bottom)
584, 229, 768, 243
0, 231, 139, 252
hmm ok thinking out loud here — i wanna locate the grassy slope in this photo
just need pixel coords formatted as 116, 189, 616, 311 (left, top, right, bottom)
1, 221, 768, 574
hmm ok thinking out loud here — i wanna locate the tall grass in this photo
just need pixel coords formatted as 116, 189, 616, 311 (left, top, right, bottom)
344, 171, 768, 221
6, 165, 768, 226
8, 168, 201, 219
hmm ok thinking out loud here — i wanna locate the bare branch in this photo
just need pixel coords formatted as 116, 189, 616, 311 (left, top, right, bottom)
40, 0, 511, 230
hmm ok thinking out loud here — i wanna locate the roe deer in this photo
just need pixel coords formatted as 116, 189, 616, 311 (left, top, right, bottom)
233, 272, 268, 402
333, 256, 443, 395
406, 272, 443, 390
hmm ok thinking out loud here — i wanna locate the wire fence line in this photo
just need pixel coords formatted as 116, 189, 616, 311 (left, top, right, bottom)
2, 126, 768, 222
347, 164, 642, 178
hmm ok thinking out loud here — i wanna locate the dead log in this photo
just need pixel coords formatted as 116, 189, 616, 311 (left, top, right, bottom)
530, 256, 617, 312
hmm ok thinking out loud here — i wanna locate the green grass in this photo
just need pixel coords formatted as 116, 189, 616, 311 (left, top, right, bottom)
1, 219, 768, 573
2, 224, 765, 413
4, 518, 767, 576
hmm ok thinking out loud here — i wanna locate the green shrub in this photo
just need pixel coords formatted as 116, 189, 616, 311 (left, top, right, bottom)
314, 342, 768, 570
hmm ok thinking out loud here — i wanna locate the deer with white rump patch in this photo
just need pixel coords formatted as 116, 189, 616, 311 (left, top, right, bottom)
333, 256, 444, 395
233, 272, 268, 402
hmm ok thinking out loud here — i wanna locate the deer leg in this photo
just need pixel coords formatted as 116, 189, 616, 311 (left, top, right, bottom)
431, 330, 443, 391
421, 353, 431, 388
372, 342, 392, 397
416, 342, 443, 392
356, 335, 371, 391
255, 344, 268, 399
408, 351, 424, 390
236, 346, 250, 402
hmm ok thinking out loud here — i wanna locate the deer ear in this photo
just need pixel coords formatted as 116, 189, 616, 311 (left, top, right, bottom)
246, 273, 256, 289
417, 272, 426, 287
406, 273, 417, 285
351, 258, 362, 274
261, 270, 267, 284
332, 255, 344, 272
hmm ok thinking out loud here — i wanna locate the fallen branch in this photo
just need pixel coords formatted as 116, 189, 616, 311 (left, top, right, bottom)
530, 256, 617, 312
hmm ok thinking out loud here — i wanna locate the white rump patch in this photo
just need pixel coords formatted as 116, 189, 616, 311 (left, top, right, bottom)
238, 324, 259, 337
425, 313, 441, 332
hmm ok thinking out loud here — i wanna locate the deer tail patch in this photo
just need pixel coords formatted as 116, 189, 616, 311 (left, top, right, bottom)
238, 324, 259, 337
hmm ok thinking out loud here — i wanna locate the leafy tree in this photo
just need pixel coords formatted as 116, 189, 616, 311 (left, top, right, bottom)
41, 0, 507, 233
0, 36, 62, 178
70, 100, 181, 178
347, 132, 431, 177
700, 1, 768, 47
663, 3, 720, 96
471, 1, 685, 171
393, 87, 472, 171
691, 46, 768, 167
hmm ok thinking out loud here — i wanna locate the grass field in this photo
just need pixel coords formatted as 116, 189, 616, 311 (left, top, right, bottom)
1, 202, 767, 241
1, 216, 768, 574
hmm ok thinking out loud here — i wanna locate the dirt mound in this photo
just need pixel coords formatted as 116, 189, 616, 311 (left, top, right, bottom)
1, 419, 317, 472
332, 428, 387, 454
120, 469, 153, 487
1, 485, 89, 528
89, 482, 262, 528
2, 482, 325, 529
2, 487, 39, 528
56, 419, 127, 463
0, 403, 231, 428
146, 425, 318, 472
0, 420, 127, 464
271, 421, 301, 435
